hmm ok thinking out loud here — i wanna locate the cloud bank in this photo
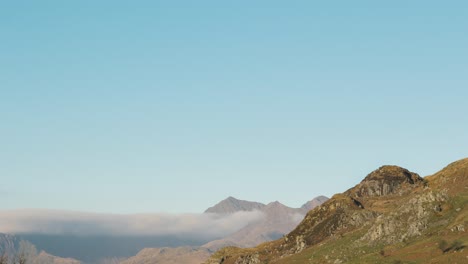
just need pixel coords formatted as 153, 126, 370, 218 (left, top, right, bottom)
0, 209, 265, 240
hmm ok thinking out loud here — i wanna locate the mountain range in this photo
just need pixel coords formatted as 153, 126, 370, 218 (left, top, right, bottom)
0, 235, 80, 264
203, 196, 328, 251
0, 196, 328, 264
205, 158, 468, 264
120, 196, 328, 264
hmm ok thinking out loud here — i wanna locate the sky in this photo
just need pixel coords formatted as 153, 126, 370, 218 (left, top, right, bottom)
1, 1, 467, 213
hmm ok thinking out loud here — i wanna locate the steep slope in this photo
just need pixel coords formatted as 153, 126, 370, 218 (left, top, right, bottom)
120, 247, 211, 264
204, 197, 265, 214
206, 158, 468, 264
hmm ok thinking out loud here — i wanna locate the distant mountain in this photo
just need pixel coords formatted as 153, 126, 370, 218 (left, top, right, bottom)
20, 234, 209, 264
120, 247, 211, 264
204, 196, 265, 214
0, 234, 80, 264
122, 196, 328, 264
206, 158, 468, 264
300, 195, 329, 212
203, 196, 328, 251
0, 233, 19, 258
35, 251, 81, 264
3, 195, 328, 264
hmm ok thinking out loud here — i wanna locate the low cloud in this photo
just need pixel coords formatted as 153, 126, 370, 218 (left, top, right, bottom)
293, 213, 308, 224
0, 209, 265, 240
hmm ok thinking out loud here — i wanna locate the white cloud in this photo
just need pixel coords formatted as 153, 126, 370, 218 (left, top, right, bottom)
0, 209, 265, 240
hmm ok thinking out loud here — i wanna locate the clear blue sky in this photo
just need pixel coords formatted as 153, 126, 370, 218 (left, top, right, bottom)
1, 1, 467, 213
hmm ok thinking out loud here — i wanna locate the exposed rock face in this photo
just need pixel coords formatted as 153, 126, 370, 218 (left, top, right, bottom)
281, 166, 424, 254
347, 165, 424, 198
232, 253, 260, 264
285, 195, 377, 253
204, 197, 266, 214
362, 190, 448, 243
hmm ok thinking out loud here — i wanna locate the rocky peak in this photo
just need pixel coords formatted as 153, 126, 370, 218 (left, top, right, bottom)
348, 165, 424, 198
204, 197, 265, 214
266, 201, 283, 207
364, 165, 422, 184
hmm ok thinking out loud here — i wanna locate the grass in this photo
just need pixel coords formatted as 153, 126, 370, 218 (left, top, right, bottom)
272, 193, 467, 264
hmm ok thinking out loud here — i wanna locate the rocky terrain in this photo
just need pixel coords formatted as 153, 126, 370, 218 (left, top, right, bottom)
206, 158, 468, 264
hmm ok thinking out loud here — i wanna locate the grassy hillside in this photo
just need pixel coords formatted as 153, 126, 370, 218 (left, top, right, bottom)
206, 158, 468, 264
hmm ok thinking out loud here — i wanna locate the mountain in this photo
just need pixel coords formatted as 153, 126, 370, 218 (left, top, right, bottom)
204, 197, 265, 214
206, 158, 468, 264
120, 247, 211, 264
18, 234, 210, 264
35, 251, 81, 264
0, 234, 80, 264
123, 196, 328, 264
300, 195, 329, 212
0, 233, 19, 259
203, 196, 328, 251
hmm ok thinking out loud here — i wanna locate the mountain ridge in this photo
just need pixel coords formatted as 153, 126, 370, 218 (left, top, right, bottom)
205, 158, 468, 264
123, 196, 328, 264
203, 196, 328, 251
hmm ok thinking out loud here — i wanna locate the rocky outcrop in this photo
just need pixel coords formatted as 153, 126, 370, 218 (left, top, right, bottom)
284, 196, 377, 254
362, 190, 448, 243
233, 253, 260, 264
346, 165, 424, 198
